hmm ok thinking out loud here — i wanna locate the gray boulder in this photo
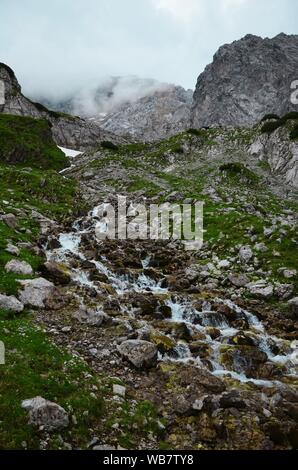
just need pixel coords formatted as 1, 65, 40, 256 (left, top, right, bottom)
18, 277, 55, 309
21, 396, 69, 432
5, 243, 20, 256
1, 213, 18, 229
117, 340, 158, 368
0, 294, 24, 313
5, 259, 33, 275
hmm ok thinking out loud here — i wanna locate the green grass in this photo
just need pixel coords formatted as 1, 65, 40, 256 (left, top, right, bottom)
0, 317, 105, 449
0, 114, 68, 170
126, 178, 161, 196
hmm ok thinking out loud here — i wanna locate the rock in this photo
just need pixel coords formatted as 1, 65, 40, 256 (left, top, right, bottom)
5, 259, 33, 275
18, 277, 56, 309
246, 281, 274, 299
275, 283, 294, 300
282, 269, 297, 279
219, 391, 247, 409
149, 331, 176, 353
1, 213, 17, 229
191, 34, 298, 128
5, 243, 20, 256
113, 384, 126, 397
239, 246, 253, 263
255, 243, 268, 253
100, 83, 192, 142
0, 294, 24, 313
21, 397, 69, 432
117, 340, 158, 369
228, 273, 249, 287
93, 445, 117, 450
288, 297, 298, 318
75, 308, 107, 326
41, 261, 71, 285
218, 259, 230, 269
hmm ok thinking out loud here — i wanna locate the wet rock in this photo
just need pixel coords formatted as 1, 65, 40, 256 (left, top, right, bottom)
189, 341, 212, 358
117, 340, 158, 368
228, 332, 256, 347
219, 391, 247, 409
21, 397, 69, 432
149, 331, 176, 353
0, 294, 24, 313
5, 243, 20, 256
41, 261, 71, 285
46, 236, 61, 250
5, 259, 33, 276
131, 294, 159, 317
220, 345, 268, 378
18, 277, 56, 309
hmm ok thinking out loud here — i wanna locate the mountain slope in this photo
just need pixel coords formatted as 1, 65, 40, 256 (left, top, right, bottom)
191, 33, 298, 128
0, 63, 125, 151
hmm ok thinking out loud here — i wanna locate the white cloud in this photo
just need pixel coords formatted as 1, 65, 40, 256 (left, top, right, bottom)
151, 0, 203, 24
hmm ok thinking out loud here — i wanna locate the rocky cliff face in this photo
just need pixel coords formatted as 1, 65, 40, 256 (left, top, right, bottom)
100, 85, 192, 142
0, 63, 124, 150
191, 33, 298, 128
39, 79, 193, 143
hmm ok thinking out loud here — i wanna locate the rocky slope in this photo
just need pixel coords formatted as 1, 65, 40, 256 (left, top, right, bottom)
0, 112, 297, 449
191, 33, 298, 128
0, 63, 124, 151
39, 78, 193, 143
100, 85, 192, 142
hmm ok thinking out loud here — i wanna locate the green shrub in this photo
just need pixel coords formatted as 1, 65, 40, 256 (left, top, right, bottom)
289, 124, 298, 140
187, 128, 203, 136
260, 114, 280, 122
261, 120, 283, 134
282, 111, 298, 121
101, 141, 119, 151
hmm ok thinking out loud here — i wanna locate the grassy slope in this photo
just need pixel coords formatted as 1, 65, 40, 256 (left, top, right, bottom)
0, 114, 68, 170
0, 115, 163, 449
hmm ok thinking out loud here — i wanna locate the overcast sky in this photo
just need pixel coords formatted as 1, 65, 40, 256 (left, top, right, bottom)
0, 0, 297, 99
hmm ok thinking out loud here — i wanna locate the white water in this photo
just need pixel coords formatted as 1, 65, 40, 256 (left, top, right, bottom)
45, 207, 298, 388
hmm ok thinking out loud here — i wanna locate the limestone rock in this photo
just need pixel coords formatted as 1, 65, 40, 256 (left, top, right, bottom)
5, 243, 20, 256
246, 281, 274, 299
191, 34, 298, 128
18, 277, 56, 309
1, 213, 17, 229
0, 294, 24, 313
239, 246, 253, 263
117, 340, 158, 368
21, 397, 69, 432
5, 259, 33, 276
41, 261, 71, 286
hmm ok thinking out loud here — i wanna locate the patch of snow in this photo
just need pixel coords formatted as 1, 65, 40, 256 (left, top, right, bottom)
58, 146, 83, 158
